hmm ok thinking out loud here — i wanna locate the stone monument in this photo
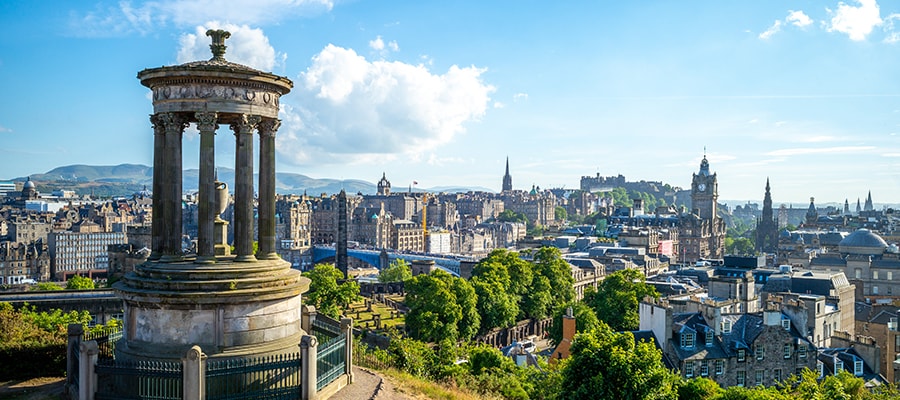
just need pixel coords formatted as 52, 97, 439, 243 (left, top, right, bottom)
114, 30, 309, 362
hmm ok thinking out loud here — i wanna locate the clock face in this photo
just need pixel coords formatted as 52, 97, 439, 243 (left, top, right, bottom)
698, 183, 706, 192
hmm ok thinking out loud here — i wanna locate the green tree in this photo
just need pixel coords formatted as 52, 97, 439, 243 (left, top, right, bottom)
450, 276, 480, 341
549, 301, 600, 346
497, 209, 528, 224
472, 278, 518, 333
302, 263, 360, 319
561, 322, 678, 400
584, 269, 658, 331
379, 259, 413, 283
678, 377, 723, 400
31, 282, 62, 291
475, 249, 533, 298
726, 237, 755, 256
531, 247, 575, 317
555, 206, 568, 222
66, 275, 95, 290
404, 270, 462, 343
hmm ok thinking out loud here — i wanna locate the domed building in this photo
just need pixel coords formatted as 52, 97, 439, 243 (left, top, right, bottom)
838, 229, 888, 256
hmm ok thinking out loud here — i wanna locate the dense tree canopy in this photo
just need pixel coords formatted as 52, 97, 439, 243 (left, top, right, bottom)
561, 322, 679, 400
531, 247, 575, 317
302, 263, 360, 319
404, 270, 462, 343
65, 275, 95, 290
584, 268, 658, 331
379, 259, 413, 283
497, 209, 528, 225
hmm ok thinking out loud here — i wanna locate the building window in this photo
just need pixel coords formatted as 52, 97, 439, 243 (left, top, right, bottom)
874, 270, 879, 280
685, 361, 694, 378
722, 320, 732, 334
706, 330, 714, 346
736, 370, 746, 387
755, 344, 765, 360
681, 332, 695, 348
855, 269, 861, 279
773, 369, 782, 382
701, 361, 709, 377
715, 359, 724, 375
738, 349, 746, 362
783, 344, 792, 359
854, 360, 863, 376
782, 319, 791, 330
835, 360, 844, 375
818, 361, 824, 378
755, 370, 764, 386
874, 286, 879, 295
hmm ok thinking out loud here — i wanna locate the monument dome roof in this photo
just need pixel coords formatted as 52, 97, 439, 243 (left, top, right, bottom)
839, 229, 887, 248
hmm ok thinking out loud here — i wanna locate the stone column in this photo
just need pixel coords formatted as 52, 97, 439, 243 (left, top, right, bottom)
257, 118, 280, 260
231, 114, 261, 262
79, 340, 99, 400
159, 113, 188, 262
300, 335, 318, 400
341, 318, 354, 383
149, 114, 166, 260
195, 112, 218, 264
182, 345, 206, 400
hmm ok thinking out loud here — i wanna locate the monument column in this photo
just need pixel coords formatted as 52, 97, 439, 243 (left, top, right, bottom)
231, 114, 261, 262
159, 112, 188, 261
257, 118, 281, 260
149, 115, 166, 260
195, 112, 218, 263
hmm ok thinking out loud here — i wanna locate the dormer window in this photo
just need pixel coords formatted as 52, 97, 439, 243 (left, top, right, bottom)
681, 332, 695, 348
854, 360, 863, 376
835, 360, 844, 375
781, 319, 791, 331
737, 349, 746, 362
722, 320, 732, 334
706, 330, 714, 346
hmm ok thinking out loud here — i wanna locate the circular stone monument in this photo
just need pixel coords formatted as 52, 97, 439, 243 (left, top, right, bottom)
114, 30, 309, 362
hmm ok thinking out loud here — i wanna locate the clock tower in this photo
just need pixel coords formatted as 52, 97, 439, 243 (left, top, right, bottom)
680, 154, 726, 261
691, 155, 718, 221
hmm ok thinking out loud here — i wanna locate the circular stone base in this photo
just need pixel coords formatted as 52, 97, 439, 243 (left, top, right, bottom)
113, 256, 310, 362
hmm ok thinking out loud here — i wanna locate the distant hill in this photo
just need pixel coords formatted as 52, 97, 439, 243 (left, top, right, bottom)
8, 164, 485, 198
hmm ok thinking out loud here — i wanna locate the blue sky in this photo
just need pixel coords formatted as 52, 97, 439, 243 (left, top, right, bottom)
2, 1, 900, 206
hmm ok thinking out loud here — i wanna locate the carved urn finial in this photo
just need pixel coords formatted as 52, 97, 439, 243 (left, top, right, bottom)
206, 29, 231, 61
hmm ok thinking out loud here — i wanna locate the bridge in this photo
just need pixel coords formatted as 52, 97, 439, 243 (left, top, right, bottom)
310, 245, 469, 276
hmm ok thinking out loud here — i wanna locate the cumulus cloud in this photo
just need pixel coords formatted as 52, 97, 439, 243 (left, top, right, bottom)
177, 23, 283, 71
828, 0, 882, 41
71, 0, 332, 36
787, 10, 813, 27
368, 36, 399, 52
759, 20, 783, 40
276, 44, 495, 166
883, 14, 900, 43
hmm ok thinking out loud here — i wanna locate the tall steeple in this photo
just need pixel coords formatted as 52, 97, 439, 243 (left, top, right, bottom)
864, 190, 874, 211
756, 178, 778, 253
502, 157, 513, 192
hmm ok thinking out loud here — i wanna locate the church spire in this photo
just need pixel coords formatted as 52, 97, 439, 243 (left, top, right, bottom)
502, 157, 513, 192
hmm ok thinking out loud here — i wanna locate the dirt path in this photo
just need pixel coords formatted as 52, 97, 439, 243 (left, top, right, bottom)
0, 377, 65, 400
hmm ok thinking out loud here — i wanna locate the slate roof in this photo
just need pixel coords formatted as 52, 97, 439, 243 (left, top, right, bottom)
818, 348, 886, 385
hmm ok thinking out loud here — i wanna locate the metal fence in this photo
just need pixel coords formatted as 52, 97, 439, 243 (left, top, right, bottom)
311, 317, 341, 343
95, 359, 183, 400
85, 326, 123, 360
316, 333, 346, 391
206, 353, 302, 400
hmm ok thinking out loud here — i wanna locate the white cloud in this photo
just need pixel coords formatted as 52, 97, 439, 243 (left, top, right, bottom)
513, 93, 529, 102
883, 14, 900, 43
766, 146, 876, 156
0, 125, 11, 133
759, 20, 782, 40
277, 44, 495, 166
72, 0, 332, 36
828, 0, 883, 41
493, 102, 505, 108
787, 10, 813, 27
368, 36, 399, 55
177, 23, 282, 71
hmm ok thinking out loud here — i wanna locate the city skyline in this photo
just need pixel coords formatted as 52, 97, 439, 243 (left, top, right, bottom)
2, 1, 900, 204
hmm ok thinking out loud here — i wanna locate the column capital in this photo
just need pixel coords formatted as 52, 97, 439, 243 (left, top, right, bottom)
157, 112, 190, 133
149, 114, 166, 136
230, 114, 262, 135
257, 118, 281, 138
195, 112, 219, 132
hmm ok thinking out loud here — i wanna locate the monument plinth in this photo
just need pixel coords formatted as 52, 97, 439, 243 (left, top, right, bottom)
114, 30, 307, 362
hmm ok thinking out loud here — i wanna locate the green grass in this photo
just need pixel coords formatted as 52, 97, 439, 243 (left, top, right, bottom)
345, 299, 405, 330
